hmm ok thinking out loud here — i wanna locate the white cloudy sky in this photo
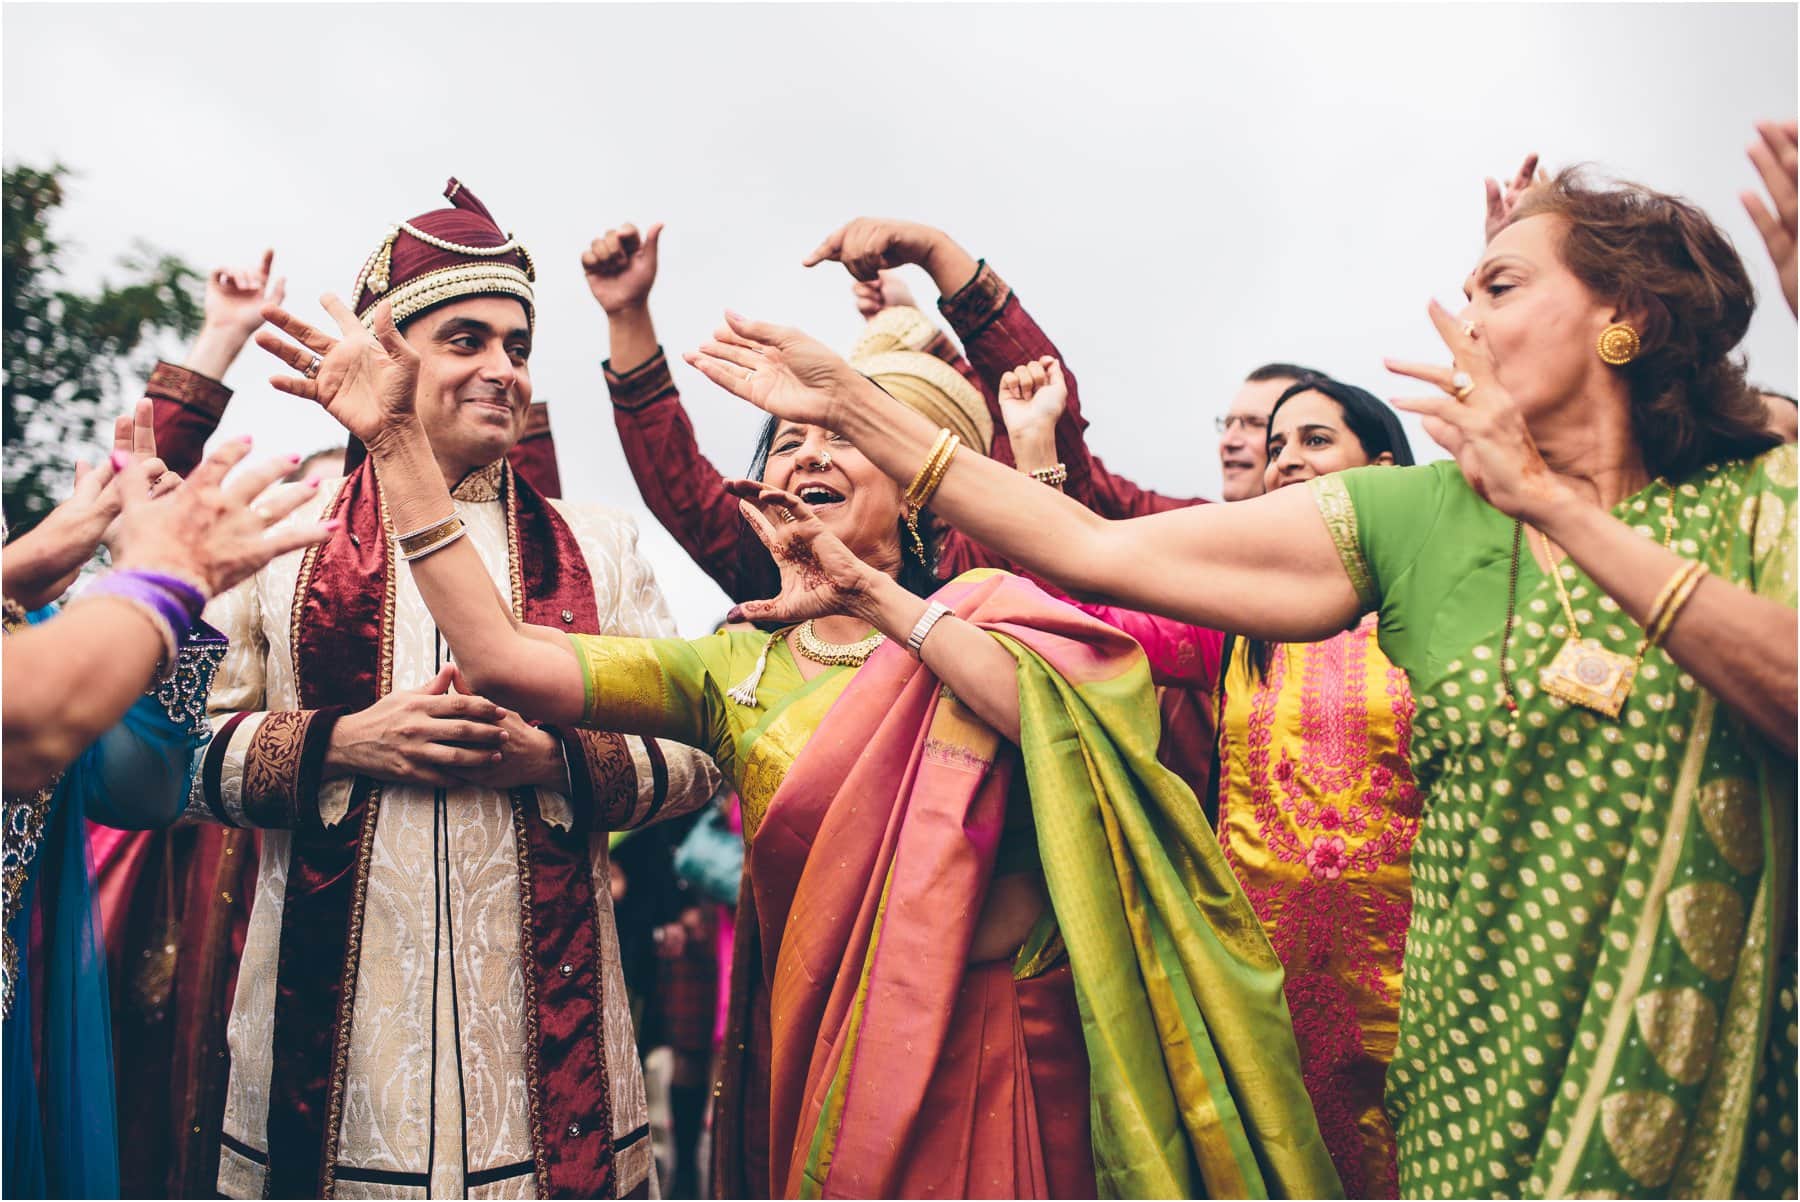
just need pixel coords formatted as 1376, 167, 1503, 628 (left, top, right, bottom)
6, 2, 1796, 634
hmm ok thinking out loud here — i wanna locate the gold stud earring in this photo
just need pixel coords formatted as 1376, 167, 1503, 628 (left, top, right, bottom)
1597, 322, 1641, 366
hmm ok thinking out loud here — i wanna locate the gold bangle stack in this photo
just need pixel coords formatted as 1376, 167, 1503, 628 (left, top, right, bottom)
904, 429, 961, 511
1645, 559, 1707, 647
395, 513, 467, 562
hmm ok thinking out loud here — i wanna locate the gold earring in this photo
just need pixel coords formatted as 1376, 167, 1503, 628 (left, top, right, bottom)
1597, 322, 1640, 366
904, 508, 928, 565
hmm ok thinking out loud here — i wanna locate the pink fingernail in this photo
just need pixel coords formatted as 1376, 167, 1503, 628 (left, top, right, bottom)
304, 474, 323, 487
324, 519, 345, 532
287, 453, 303, 464
109, 451, 128, 471
238, 434, 255, 446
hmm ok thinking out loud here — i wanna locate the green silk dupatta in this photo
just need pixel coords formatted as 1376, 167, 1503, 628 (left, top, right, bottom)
1314, 447, 1797, 1198
753, 570, 1339, 1199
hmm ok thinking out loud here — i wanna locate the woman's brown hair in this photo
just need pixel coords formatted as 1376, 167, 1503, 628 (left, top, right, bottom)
1509, 168, 1779, 479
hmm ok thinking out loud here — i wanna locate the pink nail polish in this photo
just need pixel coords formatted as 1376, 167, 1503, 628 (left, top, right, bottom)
238, 434, 255, 446
109, 451, 128, 472
304, 474, 323, 488
324, 519, 345, 532
287, 453, 303, 464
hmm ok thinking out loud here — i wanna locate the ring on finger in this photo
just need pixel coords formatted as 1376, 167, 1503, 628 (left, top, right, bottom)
303, 355, 322, 380
1450, 370, 1475, 401
776, 506, 798, 523
1462, 320, 1478, 339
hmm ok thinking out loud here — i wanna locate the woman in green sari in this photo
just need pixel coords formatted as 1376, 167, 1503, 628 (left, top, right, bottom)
253, 291, 1340, 1198
684, 164, 1798, 1198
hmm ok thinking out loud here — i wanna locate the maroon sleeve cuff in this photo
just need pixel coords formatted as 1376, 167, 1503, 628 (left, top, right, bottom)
241, 707, 346, 830
551, 727, 637, 830
937, 261, 1012, 341
605, 348, 679, 412
147, 360, 232, 419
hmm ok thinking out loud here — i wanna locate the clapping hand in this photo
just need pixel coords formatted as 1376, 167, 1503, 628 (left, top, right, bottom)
685, 312, 864, 430
721, 480, 884, 627
108, 437, 335, 596
4, 400, 180, 609
1483, 153, 1544, 245
851, 269, 920, 318
583, 222, 664, 315
256, 296, 422, 446
205, 249, 286, 342
1742, 119, 1798, 316
1386, 300, 1560, 522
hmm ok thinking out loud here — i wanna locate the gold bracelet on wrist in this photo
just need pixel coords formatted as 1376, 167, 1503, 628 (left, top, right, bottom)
395, 513, 466, 562
1646, 561, 1707, 647
910, 433, 961, 510
904, 429, 954, 508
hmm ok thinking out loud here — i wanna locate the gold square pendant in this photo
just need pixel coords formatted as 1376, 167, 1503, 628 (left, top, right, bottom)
1539, 637, 1636, 719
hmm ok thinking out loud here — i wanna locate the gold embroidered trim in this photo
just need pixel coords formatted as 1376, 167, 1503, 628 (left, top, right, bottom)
510, 800, 554, 1197
452, 460, 506, 503
1307, 474, 1378, 612
357, 263, 534, 330
316, 483, 398, 1199
242, 710, 310, 825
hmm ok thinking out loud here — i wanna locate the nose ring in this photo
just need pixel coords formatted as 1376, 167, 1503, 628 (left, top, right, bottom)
814, 449, 832, 470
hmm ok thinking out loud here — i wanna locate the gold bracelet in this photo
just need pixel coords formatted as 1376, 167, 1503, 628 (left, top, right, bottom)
904, 429, 954, 508
913, 433, 961, 510
395, 513, 466, 560
1640, 559, 1695, 637
1647, 561, 1707, 647
1028, 463, 1068, 487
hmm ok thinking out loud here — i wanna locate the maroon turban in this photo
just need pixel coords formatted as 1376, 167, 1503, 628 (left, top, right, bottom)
349, 177, 535, 330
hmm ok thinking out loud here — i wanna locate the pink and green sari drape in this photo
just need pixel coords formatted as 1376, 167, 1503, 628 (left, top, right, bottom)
749, 570, 1339, 1199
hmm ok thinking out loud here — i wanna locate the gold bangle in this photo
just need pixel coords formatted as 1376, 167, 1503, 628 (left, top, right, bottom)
913, 433, 961, 510
1647, 561, 1707, 647
1641, 559, 1694, 637
904, 429, 954, 508
395, 513, 466, 560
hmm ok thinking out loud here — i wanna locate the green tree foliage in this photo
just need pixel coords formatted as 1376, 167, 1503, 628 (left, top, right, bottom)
3, 163, 204, 533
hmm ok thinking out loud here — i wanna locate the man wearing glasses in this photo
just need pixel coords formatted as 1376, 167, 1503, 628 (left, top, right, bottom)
1213, 363, 1323, 501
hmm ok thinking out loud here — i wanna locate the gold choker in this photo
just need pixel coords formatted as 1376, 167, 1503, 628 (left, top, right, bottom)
793, 620, 885, 668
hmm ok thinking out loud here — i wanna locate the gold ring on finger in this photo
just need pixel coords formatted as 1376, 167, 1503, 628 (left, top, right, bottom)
776, 506, 798, 523
1462, 320, 1478, 339
1450, 370, 1475, 401
303, 355, 322, 380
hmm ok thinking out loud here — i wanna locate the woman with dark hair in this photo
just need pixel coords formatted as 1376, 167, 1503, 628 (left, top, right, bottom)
1001, 365, 1424, 1196
255, 295, 1341, 1200
688, 155, 1797, 1197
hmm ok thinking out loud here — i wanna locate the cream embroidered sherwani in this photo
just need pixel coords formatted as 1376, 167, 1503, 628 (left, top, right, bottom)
195, 464, 719, 1199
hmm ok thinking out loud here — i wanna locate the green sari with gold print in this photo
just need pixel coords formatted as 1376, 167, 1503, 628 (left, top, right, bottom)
1309, 446, 1797, 1199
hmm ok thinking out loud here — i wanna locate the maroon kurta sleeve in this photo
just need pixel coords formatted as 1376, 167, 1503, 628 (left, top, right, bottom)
507, 401, 561, 498
607, 349, 779, 604
938, 262, 1209, 518
146, 361, 233, 477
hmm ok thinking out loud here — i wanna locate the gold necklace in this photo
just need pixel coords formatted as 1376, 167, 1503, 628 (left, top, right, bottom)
1530, 484, 1676, 719
793, 619, 885, 667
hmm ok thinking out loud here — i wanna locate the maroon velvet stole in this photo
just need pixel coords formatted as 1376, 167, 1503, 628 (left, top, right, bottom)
267, 459, 617, 1199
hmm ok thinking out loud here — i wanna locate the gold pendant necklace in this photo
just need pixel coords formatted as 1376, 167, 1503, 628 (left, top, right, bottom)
793, 619, 885, 668
1527, 486, 1675, 719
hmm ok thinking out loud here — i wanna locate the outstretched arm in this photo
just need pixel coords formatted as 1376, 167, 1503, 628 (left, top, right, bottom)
686, 316, 1364, 642
587, 222, 779, 601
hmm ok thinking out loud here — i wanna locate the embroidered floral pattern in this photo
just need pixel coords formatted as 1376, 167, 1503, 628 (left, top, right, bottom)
1218, 620, 1420, 1198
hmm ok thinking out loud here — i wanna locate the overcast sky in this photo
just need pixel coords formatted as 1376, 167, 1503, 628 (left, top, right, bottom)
6, 3, 1796, 634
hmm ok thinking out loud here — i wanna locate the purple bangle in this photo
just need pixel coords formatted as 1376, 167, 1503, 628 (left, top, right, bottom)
82, 570, 199, 645
130, 569, 208, 622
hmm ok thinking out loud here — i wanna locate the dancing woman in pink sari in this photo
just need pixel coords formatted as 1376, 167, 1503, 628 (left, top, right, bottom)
257, 294, 1340, 1199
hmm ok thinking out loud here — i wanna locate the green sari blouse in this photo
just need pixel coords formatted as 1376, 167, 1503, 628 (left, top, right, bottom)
1309, 446, 1797, 1199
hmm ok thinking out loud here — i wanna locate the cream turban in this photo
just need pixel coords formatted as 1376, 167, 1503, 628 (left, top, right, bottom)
849, 307, 992, 456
